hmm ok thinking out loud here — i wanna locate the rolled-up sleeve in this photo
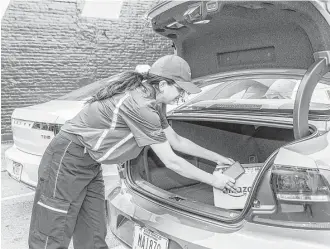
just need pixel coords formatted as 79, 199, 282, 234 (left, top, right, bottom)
121, 105, 167, 147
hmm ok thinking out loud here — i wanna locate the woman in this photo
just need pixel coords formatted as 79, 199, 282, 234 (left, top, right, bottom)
29, 55, 237, 249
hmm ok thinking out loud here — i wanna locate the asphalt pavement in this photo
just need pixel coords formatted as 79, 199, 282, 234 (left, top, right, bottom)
1, 142, 124, 249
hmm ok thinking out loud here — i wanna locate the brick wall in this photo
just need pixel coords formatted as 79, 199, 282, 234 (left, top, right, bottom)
1, 0, 173, 140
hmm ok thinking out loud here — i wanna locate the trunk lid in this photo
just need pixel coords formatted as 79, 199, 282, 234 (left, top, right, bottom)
11, 100, 84, 155
148, 1, 330, 77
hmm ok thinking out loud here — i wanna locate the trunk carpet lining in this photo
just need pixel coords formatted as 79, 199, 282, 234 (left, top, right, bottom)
169, 183, 214, 205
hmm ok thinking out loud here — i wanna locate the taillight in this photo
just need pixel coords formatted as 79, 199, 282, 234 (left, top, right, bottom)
53, 124, 62, 135
271, 165, 330, 203
32, 122, 62, 135
251, 164, 330, 229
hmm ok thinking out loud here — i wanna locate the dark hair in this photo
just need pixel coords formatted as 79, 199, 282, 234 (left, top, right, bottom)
86, 71, 175, 103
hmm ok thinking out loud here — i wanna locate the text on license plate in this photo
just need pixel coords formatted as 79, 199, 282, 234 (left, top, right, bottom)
132, 225, 169, 249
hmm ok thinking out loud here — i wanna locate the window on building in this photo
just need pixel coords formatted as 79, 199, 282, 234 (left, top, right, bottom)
81, 0, 123, 20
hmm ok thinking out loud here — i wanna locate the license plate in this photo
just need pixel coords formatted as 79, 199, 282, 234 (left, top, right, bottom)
132, 225, 169, 249
12, 162, 23, 181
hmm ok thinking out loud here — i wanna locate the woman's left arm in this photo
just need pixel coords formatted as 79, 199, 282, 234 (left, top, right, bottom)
163, 126, 234, 165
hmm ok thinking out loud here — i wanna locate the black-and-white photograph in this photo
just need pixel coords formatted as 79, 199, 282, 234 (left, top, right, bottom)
1, 1, 330, 249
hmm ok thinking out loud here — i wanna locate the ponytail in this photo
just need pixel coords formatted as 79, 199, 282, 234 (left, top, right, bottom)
87, 71, 175, 103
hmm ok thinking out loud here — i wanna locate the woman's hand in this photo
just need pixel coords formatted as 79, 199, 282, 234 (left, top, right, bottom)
215, 155, 235, 166
212, 173, 238, 193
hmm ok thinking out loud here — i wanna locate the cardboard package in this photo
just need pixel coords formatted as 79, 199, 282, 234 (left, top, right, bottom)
213, 163, 263, 209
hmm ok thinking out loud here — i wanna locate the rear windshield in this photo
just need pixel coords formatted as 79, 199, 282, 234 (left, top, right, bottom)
57, 74, 330, 107
57, 75, 119, 101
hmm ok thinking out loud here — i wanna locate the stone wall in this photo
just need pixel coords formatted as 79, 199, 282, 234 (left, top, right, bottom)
1, 0, 173, 140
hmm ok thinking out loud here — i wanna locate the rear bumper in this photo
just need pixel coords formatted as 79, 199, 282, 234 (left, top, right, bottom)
5, 145, 39, 188
5, 145, 120, 196
109, 182, 330, 249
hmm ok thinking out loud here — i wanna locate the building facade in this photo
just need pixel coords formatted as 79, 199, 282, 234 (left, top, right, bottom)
1, 0, 173, 140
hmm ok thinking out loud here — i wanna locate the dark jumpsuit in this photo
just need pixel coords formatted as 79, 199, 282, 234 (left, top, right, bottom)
28, 88, 169, 249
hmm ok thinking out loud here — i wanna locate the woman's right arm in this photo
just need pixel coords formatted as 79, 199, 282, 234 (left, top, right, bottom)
150, 141, 237, 192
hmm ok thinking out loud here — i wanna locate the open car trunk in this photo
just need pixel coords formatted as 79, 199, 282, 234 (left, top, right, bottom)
129, 119, 295, 209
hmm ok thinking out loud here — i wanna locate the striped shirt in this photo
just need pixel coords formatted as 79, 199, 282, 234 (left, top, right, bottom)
61, 88, 169, 164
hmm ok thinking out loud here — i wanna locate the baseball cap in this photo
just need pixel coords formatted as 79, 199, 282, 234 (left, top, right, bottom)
149, 55, 201, 94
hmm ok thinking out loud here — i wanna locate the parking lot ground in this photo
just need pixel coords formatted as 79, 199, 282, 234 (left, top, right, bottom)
1, 142, 124, 249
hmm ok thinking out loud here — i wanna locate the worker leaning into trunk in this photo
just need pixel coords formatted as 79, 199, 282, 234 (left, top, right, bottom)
28, 55, 237, 249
